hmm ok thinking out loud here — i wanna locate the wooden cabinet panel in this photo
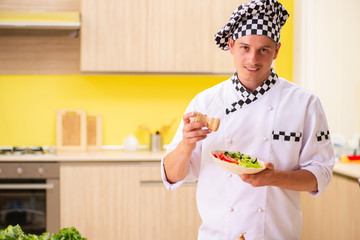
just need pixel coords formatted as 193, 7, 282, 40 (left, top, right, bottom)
300, 174, 360, 240
81, 0, 244, 73
60, 163, 140, 240
0, 0, 80, 74
81, 0, 148, 72
139, 164, 201, 240
146, 0, 212, 72
0, 36, 80, 74
0, 0, 79, 11
60, 162, 200, 240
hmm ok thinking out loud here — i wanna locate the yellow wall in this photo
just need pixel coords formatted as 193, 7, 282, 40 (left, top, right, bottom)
275, 0, 294, 81
0, 0, 294, 147
0, 75, 227, 146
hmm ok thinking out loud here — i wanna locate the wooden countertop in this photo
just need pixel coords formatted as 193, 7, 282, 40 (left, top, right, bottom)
1, 151, 359, 180
0, 150, 165, 162
333, 161, 360, 179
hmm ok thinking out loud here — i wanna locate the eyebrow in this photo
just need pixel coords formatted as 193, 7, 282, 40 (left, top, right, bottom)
238, 42, 274, 49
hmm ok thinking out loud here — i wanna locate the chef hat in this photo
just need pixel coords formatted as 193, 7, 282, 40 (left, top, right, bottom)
214, 0, 289, 51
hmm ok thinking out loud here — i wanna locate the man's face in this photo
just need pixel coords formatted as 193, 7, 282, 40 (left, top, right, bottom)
229, 35, 280, 91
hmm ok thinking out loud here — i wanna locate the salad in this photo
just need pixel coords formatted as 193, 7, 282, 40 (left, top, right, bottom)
213, 151, 263, 169
0, 225, 86, 240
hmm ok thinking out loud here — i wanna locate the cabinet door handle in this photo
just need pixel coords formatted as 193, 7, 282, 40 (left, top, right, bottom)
140, 181, 163, 187
140, 181, 197, 187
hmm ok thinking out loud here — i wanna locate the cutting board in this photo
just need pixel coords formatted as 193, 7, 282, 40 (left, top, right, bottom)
56, 109, 87, 152
87, 114, 102, 151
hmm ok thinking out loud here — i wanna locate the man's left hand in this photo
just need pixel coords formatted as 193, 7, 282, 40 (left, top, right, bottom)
239, 162, 275, 187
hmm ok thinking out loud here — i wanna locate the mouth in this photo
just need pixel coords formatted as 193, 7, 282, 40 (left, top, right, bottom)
245, 66, 260, 72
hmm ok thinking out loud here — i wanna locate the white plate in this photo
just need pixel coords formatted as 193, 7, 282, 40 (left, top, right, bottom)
210, 150, 266, 175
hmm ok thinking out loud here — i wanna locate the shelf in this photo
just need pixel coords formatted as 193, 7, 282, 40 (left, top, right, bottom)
0, 11, 81, 30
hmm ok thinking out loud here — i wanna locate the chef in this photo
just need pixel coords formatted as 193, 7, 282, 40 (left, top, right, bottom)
161, 0, 335, 239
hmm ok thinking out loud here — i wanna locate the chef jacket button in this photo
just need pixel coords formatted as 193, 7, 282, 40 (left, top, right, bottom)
228, 173, 232, 178
229, 207, 234, 212
268, 106, 273, 111
226, 139, 233, 144
257, 208, 264, 213
263, 137, 268, 141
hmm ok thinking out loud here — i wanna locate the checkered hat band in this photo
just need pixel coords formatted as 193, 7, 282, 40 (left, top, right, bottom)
272, 131, 302, 142
232, 14, 280, 43
316, 130, 330, 142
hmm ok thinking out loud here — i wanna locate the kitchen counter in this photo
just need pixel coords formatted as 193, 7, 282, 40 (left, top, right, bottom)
0, 149, 166, 162
333, 161, 360, 179
1, 152, 359, 179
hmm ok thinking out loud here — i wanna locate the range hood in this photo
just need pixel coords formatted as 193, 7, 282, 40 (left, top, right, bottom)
0, 11, 81, 30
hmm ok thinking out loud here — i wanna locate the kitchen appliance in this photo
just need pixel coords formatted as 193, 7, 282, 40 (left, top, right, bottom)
0, 146, 46, 155
0, 162, 59, 235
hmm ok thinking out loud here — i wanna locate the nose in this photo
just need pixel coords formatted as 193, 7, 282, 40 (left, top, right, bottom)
248, 50, 259, 65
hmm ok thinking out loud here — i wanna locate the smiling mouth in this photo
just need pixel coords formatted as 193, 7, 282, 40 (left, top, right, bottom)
245, 66, 260, 72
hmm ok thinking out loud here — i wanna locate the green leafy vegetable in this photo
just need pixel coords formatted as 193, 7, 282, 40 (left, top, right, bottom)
51, 227, 86, 240
224, 151, 263, 169
0, 225, 86, 240
0, 224, 23, 240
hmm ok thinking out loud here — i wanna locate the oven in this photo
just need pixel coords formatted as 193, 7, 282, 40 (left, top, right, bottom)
0, 162, 59, 235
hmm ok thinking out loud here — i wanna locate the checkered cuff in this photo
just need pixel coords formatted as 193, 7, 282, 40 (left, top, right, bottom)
316, 130, 330, 142
272, 131, 302, 142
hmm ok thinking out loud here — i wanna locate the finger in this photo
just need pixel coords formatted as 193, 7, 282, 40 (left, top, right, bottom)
239, 174, 249, 181
239, 174, 255, 185
182, 127, 209, 143
264, 162, 274, 170
183, 112, 195, 124
183, 134, 208, 144
183, 128, 211, 140
183, 121, 208, 132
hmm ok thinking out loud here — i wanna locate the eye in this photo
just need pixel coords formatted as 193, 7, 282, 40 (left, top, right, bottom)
260, 48, 268, 53
241, 46, 249, 51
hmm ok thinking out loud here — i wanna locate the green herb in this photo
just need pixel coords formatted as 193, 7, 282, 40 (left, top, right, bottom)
224, 151, 262, 169
0, 225, 86, 240
51, 227, 86, 240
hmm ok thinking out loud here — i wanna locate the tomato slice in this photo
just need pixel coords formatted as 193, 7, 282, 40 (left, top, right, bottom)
222, 156, 238, 164
215, 153, 238, 164
213, 152, 221, 159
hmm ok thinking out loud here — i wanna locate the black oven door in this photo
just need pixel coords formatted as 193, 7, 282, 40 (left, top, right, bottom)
0, 179, 57, 235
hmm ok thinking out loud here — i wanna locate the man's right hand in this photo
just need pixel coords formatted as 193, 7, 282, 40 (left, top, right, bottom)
181, 112, 212, 152
163, 112, 212, 183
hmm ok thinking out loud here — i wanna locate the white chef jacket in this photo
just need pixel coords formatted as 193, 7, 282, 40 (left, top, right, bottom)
161, 73, 334, 240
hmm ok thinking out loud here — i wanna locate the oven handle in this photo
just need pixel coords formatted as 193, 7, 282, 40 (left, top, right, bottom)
0, 183, 54, 190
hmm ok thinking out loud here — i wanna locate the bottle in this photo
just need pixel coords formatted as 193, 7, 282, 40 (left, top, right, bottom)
150, 131, 162, 152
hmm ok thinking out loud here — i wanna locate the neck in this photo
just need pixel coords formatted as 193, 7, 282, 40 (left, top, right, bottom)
237, 68, 273, 92
239, 80, 263, 92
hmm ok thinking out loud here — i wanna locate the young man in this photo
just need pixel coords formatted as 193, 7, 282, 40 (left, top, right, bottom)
162, 0, 334, 239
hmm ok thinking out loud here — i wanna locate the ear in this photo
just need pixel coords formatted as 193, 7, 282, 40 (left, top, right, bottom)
228, 37, 235, 54
273, 43, 281, 60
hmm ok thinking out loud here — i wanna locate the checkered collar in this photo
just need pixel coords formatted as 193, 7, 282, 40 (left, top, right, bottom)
226, 68, 278, 115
